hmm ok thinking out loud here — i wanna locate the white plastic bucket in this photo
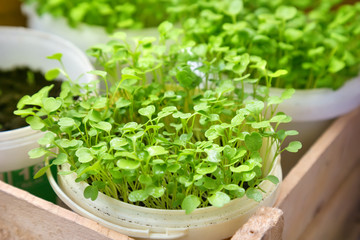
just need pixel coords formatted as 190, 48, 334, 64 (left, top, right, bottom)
47, 139, 282, 240
0, 26, 95, 172
269, 76, 360, 174
22, 3, 159, 53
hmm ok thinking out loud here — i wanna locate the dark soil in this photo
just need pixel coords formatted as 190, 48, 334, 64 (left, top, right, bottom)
0, 67, 62, 131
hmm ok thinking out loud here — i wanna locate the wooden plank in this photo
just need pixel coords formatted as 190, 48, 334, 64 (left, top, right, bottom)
231, 207, 284, 240
298, 164, 360, 240
0, 180, 133, 240
0, 0, 26, 26
274, 106, 360, 240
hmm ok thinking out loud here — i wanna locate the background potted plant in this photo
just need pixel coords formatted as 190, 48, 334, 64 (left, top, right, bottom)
0, 26, 95, 202
15, 26, 301, 239
21, 0, 195, 52
177, 0, 360, 174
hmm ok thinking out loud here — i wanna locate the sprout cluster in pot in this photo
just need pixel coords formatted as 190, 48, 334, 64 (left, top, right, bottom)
180, 0, 360, 89
23, 0, 196, 32
15, 23, 301, 214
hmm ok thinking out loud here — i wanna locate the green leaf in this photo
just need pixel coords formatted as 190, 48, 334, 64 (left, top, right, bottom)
52, 153, 68, 165
285, 141, 302, 152
115, 98, 131, 109
245, 132, 263, 152
242, 171, 256, 181
216, 80, 235, 97
116, 159, 140, 169
75, 148, 93, 163
110, 138, 128, 150
224, 0, 243, 16
245, 100, 264, 114
281, 88, 295, 100
230, 165, 250, 173
167, 163, 181, 173
194, 103, 209, 112
232, 187, 246, 198
33, 164, 52, 179
223, 146, 236, 160
45, 68, 60, 81
275, 6, 297, 20
56, 139, 81, 148
158, 21, 173, 35
263, 175, 279, 184
246, 188, 262, 202
47, 53, 63, 61
268, 69, 288, 78
38, 132, 56, 145
181, 195, 201, 214
93, 121, 112, 133
88, 70, 107, 79
58, 117, 75, 127
26, 116, 45, 130
111, 31, 127, 41
270, 114, 291, 123
284, 28, 303, 42
139, 105, 156, 119
231, 114, 245, 127
205, 149, 221, 163
147, 186, 165, 198
196, 164, 218, 175
128, 190, 148, 202
285, 130, 299, 136
139, 175, 153, 185
93, 97, 107, 109
176, 66, 201, 89
42, 97, 62, 113
172, 111, 192, 119
16, 95, 31, 110
208, 192, 231, 207
251, 121, 270, 129
328, 57, 346, 73
147, 146, 168, 157
88, 109, 102, 122
28, 147, 47, 159
224, 184, 241, 191
84, 185, 98, 201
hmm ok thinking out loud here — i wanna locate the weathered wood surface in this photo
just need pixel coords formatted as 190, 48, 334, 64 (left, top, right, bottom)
275, 106, 360, 240
233, 107, 360, 240
0, 180, 133, 240
0, 0, 26, 26
231, 207, 284, 240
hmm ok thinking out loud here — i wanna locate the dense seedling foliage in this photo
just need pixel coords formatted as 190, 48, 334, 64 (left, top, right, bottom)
24, 0, 360, 89
179, 0, 360, 89
24, 0, 194, 32
15, 26, 301, 213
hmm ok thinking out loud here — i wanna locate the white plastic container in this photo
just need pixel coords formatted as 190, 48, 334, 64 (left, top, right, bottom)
0, 27, 95, 172
270, 76, 360, 174
22, 3, 159, 53
47, 139, 282, 240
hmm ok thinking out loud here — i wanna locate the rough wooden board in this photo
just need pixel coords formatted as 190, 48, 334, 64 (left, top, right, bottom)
298, 164, 360, 240
0, 0, 26, 26
231, 207, 284, 240
0, 180, 133, 240
275, 107, 360, 240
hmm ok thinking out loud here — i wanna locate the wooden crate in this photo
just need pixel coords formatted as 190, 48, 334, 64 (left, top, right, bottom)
0, 0, 26, 27
232, 106, 360, 240
1, 107, 360, 240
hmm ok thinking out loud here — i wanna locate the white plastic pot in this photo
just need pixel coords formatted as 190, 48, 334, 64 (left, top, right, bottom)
0, 26, 95, 172
22, 3, 159, 53
47, 139, 282, 240
269, 76, 360, 174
